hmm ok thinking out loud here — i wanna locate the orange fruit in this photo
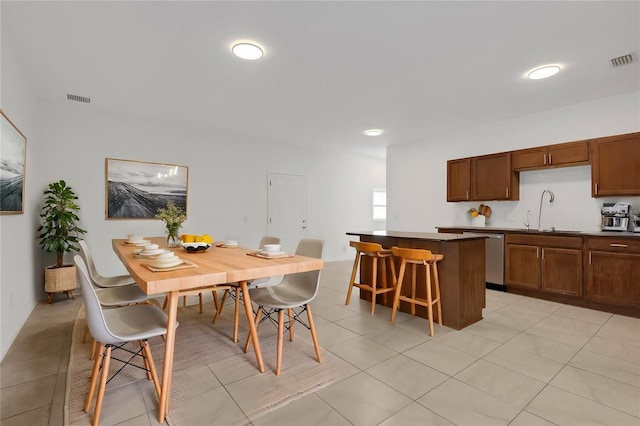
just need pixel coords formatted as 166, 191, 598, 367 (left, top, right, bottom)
201, 234, 213, 243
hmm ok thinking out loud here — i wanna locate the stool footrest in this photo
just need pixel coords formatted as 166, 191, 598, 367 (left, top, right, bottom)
354, 284, 395, 294
398, 295, 440, 308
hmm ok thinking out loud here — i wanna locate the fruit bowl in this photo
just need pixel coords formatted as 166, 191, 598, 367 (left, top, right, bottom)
180, 242, 211, 253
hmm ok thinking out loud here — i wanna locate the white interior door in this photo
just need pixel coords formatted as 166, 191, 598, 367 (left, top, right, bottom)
268, 172, 308, 253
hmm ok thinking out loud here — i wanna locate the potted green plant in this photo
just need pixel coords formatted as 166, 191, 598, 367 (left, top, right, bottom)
37, 180, 86, 303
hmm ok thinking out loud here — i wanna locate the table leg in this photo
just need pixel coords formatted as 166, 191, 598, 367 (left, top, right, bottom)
239, 280, 264, 373
158, 290, 179, 423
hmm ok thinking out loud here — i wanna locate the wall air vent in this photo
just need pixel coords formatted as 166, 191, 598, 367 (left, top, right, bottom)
67, 93, 91, 103
610, 54, 633, 67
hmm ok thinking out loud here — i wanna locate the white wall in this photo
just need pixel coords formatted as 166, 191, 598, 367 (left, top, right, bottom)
0, 36, 40, 359
387, 91, 640, 233
34, 101, 385, 272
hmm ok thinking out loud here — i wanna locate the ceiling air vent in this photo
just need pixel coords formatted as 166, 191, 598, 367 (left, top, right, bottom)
610, 54, 633, 67
67, 93, 91, 104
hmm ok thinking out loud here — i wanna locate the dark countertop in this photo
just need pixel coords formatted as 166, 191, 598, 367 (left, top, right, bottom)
346, 230, 488, 241
436, 226, 640, 238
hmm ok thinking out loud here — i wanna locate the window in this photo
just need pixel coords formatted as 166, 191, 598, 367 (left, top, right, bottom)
373, 188, 386, 221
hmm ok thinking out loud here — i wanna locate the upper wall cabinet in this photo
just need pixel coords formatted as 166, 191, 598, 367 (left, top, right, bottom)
471, 153, 519, 201
446, 158, 471, 201
447, 153, 519, 202
592, 132, 640, 197
512, 141, 589, 171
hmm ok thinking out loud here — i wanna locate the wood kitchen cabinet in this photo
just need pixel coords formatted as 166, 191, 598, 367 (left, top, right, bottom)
512, 140, 589, 171
586, 237, 640, 308
505, 234, 582, 296
591, 132, 640, 197
447, 153, 518, 202
472, 153, 518, 201
446, 158, 471, 201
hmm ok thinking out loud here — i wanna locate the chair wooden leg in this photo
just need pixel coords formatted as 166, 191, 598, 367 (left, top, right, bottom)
212, 290, 226, 323
183, 295, 187, 307
141, 340, 161, 399
89, 338, 97, 360
162, 296, 168, 310
233, 288, 241, 343
244, 306, 262, 353
380, 256, 388, 306
307, 304, 322, 363
432, 262, 443, 326
92, 345, 111, 426
276, 309, 284, 375
84, 342, 104, 412
410, 264, 417, 316
390, 261, 406, 324
139, 340, 152, 381
371, 257, 378, 315
345, 253, 360, 305
287, 308, 294, 341
425, 263, 435, 337
47, 292, 55, 304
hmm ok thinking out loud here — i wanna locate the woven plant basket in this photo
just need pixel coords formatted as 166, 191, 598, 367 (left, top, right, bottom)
45, 265, 77, 293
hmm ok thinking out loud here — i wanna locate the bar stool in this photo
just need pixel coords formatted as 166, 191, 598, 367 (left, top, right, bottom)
390, 246, 443, 336
345, 241, 397, 315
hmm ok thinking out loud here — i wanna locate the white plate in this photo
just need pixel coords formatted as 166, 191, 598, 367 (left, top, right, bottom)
148, 258, 183, 269
139, 249, 166, 256
259, 250, 286, 257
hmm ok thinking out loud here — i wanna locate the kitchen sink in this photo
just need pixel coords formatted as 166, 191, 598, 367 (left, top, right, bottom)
536, 229, 582, 234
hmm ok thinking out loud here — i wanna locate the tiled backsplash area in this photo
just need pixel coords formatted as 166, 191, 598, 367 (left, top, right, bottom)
454, 165, 640, 232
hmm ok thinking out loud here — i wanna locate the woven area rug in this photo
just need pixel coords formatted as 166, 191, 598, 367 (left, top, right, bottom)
65, 302, 354, 425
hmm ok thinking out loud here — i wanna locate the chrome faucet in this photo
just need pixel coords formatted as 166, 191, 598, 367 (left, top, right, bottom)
538, 190, 555, 231
523, 209, 531, 230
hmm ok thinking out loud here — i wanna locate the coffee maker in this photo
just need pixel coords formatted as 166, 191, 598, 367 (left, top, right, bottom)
632, 211, 640, 233
601, 202, 631, 231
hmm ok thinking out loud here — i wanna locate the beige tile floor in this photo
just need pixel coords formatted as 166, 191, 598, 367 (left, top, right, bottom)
1, 260, 639, 425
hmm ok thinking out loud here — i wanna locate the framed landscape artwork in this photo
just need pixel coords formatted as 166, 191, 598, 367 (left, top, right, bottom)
105, 158, 188, 219
1, 109, 27, 215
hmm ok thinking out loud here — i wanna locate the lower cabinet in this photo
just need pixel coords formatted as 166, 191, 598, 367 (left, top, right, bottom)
586, 237, 640, 308
505, 234, 582, 296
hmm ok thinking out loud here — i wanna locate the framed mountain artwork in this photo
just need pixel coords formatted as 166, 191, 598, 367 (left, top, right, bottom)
105, 158, 188, 219
1, 109, 27, 215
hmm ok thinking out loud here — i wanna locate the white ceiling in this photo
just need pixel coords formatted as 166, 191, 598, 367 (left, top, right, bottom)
2, 1, 639, 158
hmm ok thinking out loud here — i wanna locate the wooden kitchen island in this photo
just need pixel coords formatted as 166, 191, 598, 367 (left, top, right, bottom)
346, 231, 487, 330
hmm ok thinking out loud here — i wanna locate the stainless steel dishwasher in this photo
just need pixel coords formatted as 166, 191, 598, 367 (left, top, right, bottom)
463, 232, 504, 286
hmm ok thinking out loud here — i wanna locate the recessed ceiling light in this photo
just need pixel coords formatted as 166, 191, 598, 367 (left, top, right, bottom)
364, 129, 383, 136
527, 65, 561, 80
232, 42, 264, 60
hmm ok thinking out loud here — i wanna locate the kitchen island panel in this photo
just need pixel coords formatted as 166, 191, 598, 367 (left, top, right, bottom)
347, 231, 487, 330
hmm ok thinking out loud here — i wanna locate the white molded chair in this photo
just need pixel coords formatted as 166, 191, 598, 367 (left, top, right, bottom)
79, 240, 135, 288
78, 240, 150, 356
214, 236, 281, 343
75, 255, 176, 426
244, 239, 323, 375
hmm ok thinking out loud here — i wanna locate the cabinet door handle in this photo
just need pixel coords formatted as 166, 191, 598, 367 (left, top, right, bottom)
536, 247, 539, 258
549, 154, 552, 165
589, 252, 592, 264
595, 183, 598, 195
610, 243, 628, 248
544, 154, 547, 165
466, 189, 469, 200
506, 188, 509, 198
541, 248, 545, 259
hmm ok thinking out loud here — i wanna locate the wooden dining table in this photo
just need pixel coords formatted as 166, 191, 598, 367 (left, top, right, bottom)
112, 237, 324, 423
